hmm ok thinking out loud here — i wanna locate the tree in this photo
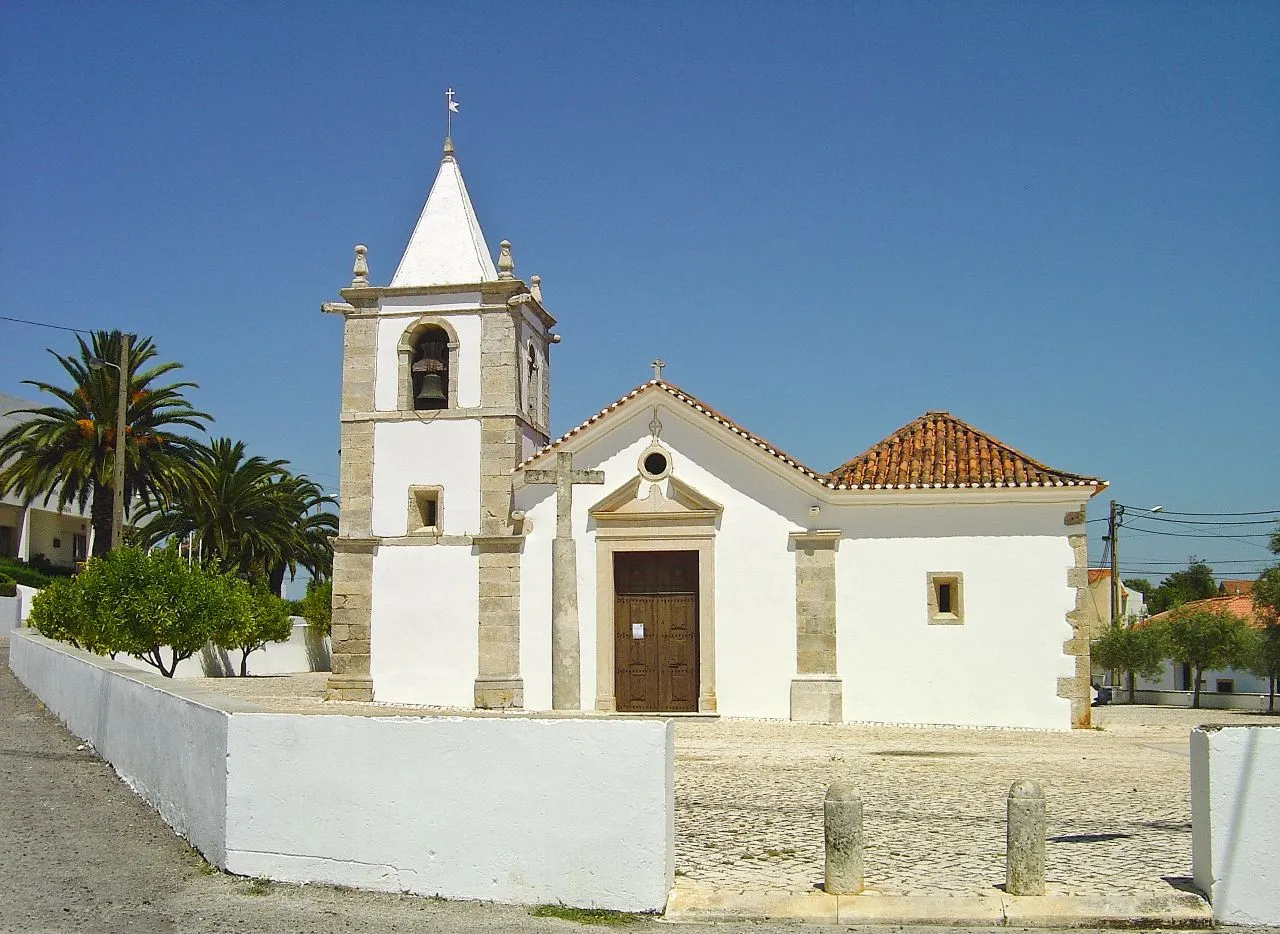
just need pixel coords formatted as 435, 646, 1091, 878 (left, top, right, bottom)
27, 546, 234, 676
1256, 567, 1280, 623
0, 331, 209, 554
298, 577, 332, 636
1091, 621, 1166, 703
214, 581, 294, 676
1147, 557, 1218, 615
1156, 607, 1250, 708
137, 438, 336, 591
1122, 578, 1155, 601
1239, 624, 1280, 713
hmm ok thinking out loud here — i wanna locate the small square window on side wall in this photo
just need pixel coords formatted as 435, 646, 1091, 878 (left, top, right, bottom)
406, 485, 444, 535
927, 572, 964, 625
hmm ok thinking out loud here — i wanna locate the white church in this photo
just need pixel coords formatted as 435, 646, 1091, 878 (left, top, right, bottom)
323, 136, 1105, 730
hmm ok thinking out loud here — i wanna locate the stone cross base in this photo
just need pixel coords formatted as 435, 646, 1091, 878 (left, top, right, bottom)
475, 677, 524, 709
790, 676, 843, 723
327, 675, 374, 702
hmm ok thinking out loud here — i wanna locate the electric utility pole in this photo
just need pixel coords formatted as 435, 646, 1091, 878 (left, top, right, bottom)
1108, 499, 1123, 627
110, 334, 131, 550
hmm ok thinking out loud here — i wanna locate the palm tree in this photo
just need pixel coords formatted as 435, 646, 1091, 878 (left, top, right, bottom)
0, 331, 209, 555
137, 437, 336, 592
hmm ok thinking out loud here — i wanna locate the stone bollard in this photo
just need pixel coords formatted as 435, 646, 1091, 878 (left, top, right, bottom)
824, 781, 864, 895
1006, 779, 1046, 896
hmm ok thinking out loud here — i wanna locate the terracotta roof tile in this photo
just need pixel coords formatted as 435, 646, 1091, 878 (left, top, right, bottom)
1218, 580, 1256, 597
515, 380, 827, 485
827, 411, 1102, 491
1142, 594, 1275, 630
517, 385, 1104, 496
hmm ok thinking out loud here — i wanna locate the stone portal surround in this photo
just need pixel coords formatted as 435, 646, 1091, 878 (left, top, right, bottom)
789, 530, 842, 723
1059, 508, 1091, 728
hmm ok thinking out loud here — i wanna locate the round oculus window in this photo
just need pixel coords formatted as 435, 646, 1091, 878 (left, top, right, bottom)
642, 451, 669, 478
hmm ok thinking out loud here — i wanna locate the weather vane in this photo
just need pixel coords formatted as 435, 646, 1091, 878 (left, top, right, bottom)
446, 88, 460, 141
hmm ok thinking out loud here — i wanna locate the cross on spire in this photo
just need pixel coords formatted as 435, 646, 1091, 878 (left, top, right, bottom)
651, 359, 666, 381
445, 87, 459, 150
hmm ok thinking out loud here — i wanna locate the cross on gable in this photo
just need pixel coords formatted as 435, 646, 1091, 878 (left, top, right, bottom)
524, 450, 605, 538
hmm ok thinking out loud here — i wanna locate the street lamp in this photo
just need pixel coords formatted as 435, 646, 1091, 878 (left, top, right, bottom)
88, 333, 132, 551
1107, 501, 1164, 625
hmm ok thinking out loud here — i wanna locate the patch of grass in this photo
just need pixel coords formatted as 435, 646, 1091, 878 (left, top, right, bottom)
529, 904, 643, 925
1093, 724, 1106, 731
246, 877, 272, 896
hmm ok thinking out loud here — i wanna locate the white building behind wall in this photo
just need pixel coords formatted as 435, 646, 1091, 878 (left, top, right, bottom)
1, 394, 92, 569
323, 135, 1106, 730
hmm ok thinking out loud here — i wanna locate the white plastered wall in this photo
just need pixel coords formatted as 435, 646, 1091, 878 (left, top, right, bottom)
832, 502, 1077, 730
1192, 725, 1280, 924
517, 402, 804, 717
9, 629, 675, 912
373, 304, 482, 411
372, 420, 481, 537
370, 544, 479, 707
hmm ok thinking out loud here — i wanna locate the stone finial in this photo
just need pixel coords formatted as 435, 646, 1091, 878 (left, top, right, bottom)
530, 275, 542, 304
651, 359, 666, 381
443, 136, 455, 159
352, 244, 369, 287
498, 240, 515, 279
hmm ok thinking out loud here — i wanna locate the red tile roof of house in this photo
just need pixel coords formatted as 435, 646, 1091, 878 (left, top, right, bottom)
1218, 580, 1256, 597
827, 411, 1102, 491
1142, 594, 1276, 630
517, 383, 1104, 495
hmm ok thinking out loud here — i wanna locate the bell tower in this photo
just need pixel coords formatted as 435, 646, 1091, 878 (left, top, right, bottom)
324, 137, 556, 706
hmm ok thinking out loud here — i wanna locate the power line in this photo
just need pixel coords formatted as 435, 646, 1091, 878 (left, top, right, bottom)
0, 314, 92, 334
1121, 506, 1280, 517
1128, 515, 1279, 527
1123, 524, 1273, 542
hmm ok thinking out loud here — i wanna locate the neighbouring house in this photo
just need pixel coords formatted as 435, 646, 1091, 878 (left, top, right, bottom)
1218, 579, 1255, 597
322, 136, 1107, 730
1133, 594, 1275, 703
0, 393, 92, 570
1082, 568, 1146, 638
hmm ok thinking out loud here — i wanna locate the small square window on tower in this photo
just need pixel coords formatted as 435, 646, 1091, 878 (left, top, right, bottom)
927, 572, 964, 625
407, 485, 444, 535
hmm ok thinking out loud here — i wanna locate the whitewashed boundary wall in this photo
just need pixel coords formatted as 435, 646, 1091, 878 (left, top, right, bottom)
8, 629, 236, 864
1191, 725, 1280, 924
7, 629, 674, 912
225, 714, 674, 909
1, 584, 40, 629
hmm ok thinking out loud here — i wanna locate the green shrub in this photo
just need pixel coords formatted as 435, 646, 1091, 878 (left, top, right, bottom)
298, 578, 332, 636
0, 573, 16, 598
213, 581, 294, 676
0, 556, 63, 589
28, 546, 243, 677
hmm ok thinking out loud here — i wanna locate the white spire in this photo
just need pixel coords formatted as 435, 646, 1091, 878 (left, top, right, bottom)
390, 143, 498, 288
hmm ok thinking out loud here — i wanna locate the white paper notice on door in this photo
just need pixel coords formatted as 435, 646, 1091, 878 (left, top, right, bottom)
632, 623, 644, 639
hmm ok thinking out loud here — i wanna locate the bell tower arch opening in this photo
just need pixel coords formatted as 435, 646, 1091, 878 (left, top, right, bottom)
396, 317, 461, 411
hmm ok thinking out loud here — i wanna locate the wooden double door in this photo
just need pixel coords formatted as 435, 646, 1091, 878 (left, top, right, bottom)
613, 551, 699, 713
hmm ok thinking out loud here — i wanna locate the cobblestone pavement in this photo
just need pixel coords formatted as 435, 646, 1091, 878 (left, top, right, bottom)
199, 675, 1274, 900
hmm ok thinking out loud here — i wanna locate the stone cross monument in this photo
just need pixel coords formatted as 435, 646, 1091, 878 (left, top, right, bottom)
525, 450, 605, 709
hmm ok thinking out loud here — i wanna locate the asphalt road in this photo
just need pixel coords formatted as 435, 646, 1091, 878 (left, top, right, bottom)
2, 635, 1272, 934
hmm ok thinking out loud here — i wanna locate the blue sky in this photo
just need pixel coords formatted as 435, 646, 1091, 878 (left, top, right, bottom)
2, 2, 1277, 584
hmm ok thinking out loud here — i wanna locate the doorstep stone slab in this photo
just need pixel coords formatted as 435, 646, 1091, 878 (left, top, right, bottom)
666, 881, 1213, 928
665, 881, 836, 924
836, 892, 1006, 926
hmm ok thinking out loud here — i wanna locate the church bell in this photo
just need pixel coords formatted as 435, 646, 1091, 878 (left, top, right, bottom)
415, 372, 447, 404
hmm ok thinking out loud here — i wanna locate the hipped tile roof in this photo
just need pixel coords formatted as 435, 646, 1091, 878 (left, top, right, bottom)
827, 411, 1101, 490
1142, 594, 1275, 630
517, 383, 1103, 495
